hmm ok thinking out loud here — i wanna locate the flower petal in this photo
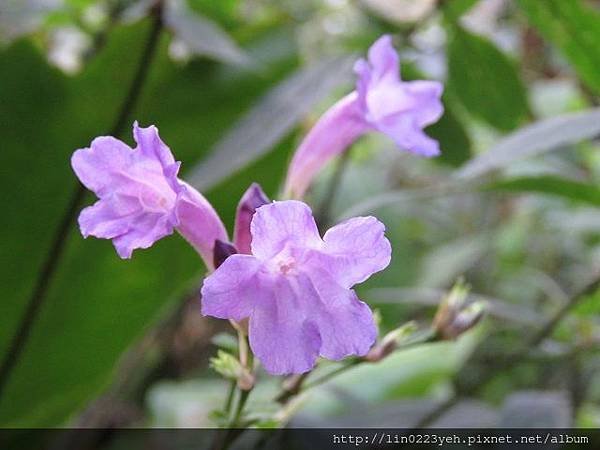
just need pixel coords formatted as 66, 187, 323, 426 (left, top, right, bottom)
71, 136, 134, 197
321, 216, 391, 287
248, 275, 321, 375
304, 269, 377, 360
250, 201, 322, 260
366, 34, 399, 85
132, 122, 181, 192
200, 254, 264, 321
353, 35, 444, 157
403, 80, 444, 127
78, 195, 138, 239
112, 211, 176, 259
376, 115, 441, 157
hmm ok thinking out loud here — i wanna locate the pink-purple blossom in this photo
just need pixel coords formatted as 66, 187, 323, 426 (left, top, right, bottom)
71, 122, 227, 268
201, 200, 391, 375
233, 183, 270, 255
285, 35, 444, 198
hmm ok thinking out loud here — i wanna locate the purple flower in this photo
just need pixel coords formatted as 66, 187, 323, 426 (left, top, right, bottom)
201, 200, 391, 375
233, 183, 270, 255
71, 122, 227, 268
285, 35, 444, 198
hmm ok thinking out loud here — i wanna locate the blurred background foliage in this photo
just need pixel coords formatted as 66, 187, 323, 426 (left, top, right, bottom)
1, 0, 600, 432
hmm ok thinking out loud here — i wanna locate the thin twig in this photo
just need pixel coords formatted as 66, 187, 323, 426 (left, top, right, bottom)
415, 273, 600, 428
0, 3, 165, 402
524, 274, 600, 351
275, 372, 310, 404
300, 358, 362, 392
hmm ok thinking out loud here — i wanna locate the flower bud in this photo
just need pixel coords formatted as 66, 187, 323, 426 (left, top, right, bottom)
233, 183, 270, 254
209, 349, 243, 380
365, 321, 418, 362
433, 280, 485, 340
213, 239, 238, 269
209, 349, 255, 391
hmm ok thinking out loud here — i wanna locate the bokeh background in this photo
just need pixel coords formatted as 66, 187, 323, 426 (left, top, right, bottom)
1, 0, 600, 430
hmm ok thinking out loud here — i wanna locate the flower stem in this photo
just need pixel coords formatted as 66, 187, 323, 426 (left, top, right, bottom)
415, 272, 600, 428
223, 379, 237, 415
231, 388, 251, 426
300, 329, 438, 394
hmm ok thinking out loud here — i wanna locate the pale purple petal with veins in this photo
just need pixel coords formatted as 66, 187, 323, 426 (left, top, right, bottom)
71, 122, 227, 267
285, 34, 443, 199
321, 216, 392, 288
201, 200, 390, 375
201, 254, 264, 321
248, 275, 322, 374
250, 200, 322, 260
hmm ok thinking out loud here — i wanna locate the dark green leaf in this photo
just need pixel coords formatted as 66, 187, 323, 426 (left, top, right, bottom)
426, 106, 472, 167
516, 0, 600, 95
486, 175, 600, 206
188, 54, 355, 191
165, 0, 253, 67
0, 19, 298, 426
443, 0, 480, 18
445, 22, 530, 131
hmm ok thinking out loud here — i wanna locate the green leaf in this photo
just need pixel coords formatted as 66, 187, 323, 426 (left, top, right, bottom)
165, 0, 253, 68
457, 108, 600, 178
211, 332, 238, 353
445, 22, 530, 131
426, 106, 472, 167
186, 0, 239, 27
516, 0, 600, 95
573, 290, 600, 318
444, 0, 480, 18
486, 175, 600, 206
0, 19, 298, 426
188, 54, 355, 190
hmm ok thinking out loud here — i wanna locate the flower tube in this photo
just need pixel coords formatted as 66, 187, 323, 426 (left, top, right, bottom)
285, 35, 444, 199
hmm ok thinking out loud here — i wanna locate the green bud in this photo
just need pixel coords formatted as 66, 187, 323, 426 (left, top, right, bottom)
209, 350, 243, 380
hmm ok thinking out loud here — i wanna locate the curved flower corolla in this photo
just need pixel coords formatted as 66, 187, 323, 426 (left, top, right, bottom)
71, 122, 227, 269
285, 35, 444, 199
201, 200, 391, 375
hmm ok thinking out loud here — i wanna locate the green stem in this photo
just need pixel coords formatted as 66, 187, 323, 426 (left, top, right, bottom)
223, 379, 237, 416
231, 389, 251, 426
301, 359, 361, 392
416, 273, 600, 428
300, 328, 439, 394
